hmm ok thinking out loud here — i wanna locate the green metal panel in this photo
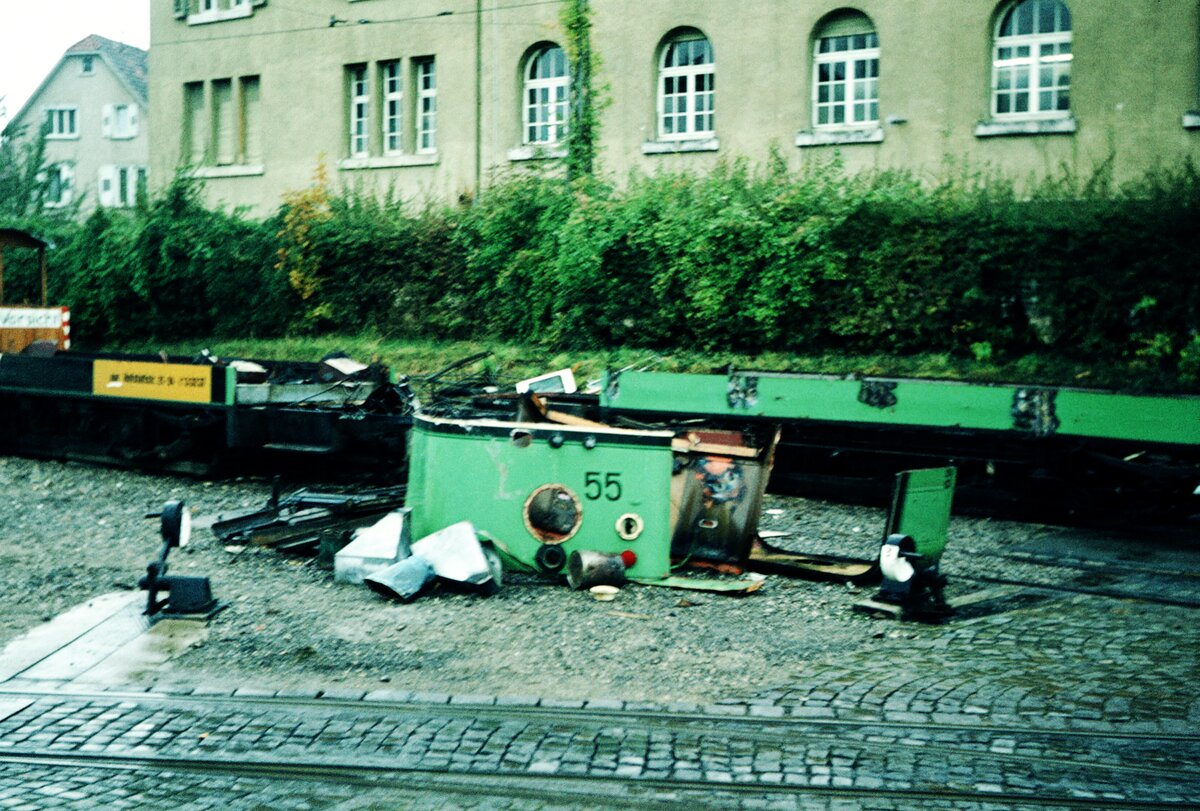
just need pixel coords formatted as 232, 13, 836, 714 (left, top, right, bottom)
605, 371, 1200, 447
407, 416, 676, 580
886, 467, 956, 562
221, 364, 237, 406
1054, 389, 1200, 445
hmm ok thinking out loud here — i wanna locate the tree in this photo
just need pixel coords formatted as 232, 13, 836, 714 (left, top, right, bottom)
0, 120, 51, 219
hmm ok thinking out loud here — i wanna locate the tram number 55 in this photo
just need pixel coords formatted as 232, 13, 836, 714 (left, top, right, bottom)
584, 471, 622, 501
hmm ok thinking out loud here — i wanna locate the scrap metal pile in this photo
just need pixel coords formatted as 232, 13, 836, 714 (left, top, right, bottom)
208, 359, 957, 619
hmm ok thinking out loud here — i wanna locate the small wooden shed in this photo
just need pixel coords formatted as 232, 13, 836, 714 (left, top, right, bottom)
0, 228, 49, 306
0, 229, 69, 352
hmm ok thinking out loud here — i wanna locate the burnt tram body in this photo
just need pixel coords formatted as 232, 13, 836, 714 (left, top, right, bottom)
0, 351, 1196, 526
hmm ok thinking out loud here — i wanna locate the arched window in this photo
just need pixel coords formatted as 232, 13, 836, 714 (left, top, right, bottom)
992, 0, 1072, 117
524, 45, 569, 145
812, 11, 879, 129
658, 32, 714, 140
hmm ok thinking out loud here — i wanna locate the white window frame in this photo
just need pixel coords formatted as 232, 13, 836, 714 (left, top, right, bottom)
188, 0, 255, 26
381, 60, 403, 155
658, 35, 714, 141
416, 57, 437, 154
348, 64, 370, 158
813, 31, 879, 129
44, 106, 78, 140
81, 55, 94, 75
103, 103, 139, 140
118, 166, 147, 207
99, 165, 147, 208
991, 0, 1072, 120
523, 45, 569, 146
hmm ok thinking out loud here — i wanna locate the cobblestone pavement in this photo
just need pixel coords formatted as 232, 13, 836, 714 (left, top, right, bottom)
1, 584, 1198, 809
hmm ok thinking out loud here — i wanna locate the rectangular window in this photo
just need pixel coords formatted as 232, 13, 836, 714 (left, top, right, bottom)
239, 75, 262, 163
183, 81, 206, 164
44, 163, 73, 208
187, 0, 255, 24
184, 75, 260, 168
382, 60, 403, 154
48, 169, 64, 204
814, 32, 879, 128
104, 103, 139, 139
991, 28, 1071, 119
348, 64, 370, 157
212, 78, 235, 165
45, 107, 78, 139
415, 57, 437, 153
658, 37, 714, 139
114, 104, 134, 137
340, 57, 437, 166
106, 166, 147, 207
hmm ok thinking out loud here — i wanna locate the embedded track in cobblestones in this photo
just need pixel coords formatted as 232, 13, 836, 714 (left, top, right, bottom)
1, 687, 1196, 809
0, 748, 1191, 810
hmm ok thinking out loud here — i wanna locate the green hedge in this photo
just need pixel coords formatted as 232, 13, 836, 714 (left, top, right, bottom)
2, 159, 1196, 385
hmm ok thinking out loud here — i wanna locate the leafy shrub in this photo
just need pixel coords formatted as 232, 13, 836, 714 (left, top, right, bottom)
4, 155, 1194, 387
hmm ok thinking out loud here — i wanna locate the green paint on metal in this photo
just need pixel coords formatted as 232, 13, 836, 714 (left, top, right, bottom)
605, 371, 1200, 447
1055, 389, 1200, 444
222, 364, 237, 406
407, 416, 675, 580
887, 467, 956, 563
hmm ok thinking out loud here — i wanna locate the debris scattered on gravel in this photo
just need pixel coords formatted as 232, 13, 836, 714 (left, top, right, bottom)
0, 455, 1117, 702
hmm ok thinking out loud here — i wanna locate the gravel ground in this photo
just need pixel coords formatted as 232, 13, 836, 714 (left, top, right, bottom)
0, 454, 1121, 703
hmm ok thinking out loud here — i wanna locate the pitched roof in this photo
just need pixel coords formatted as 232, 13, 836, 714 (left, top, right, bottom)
66, 35, 148, 104
2, 34, 148, 136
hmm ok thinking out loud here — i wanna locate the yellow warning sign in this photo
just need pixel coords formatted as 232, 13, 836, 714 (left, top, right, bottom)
92, 360, 214, 404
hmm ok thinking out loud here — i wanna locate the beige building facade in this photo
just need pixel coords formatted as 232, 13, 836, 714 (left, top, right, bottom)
6, 36, 149, 216
150, 0, 1200, 214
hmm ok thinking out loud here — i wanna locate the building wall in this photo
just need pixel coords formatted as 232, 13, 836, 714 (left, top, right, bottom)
10, 52, 149, 215
149, 0, 1200, 215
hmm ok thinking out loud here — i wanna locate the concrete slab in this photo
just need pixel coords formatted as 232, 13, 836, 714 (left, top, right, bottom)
72, 619, 209, 686
1, 591, 211, 688
18, 598, 151, 682
0, 591, 141, 683
0, 698, 32, 722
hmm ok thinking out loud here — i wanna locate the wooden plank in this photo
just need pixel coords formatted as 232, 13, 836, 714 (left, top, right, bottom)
544, 409, 611, 429
670, 438, 760, 459
853, 597, 904, 618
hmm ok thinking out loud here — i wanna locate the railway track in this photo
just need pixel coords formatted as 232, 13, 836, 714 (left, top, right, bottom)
0, 749, 1191, 809
0, 687, 1195, 808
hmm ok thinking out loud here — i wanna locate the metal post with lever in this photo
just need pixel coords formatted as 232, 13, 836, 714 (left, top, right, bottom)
138, 500, 220, 617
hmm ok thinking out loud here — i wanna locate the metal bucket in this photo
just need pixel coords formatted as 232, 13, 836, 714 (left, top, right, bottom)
566, 550, 627, 590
